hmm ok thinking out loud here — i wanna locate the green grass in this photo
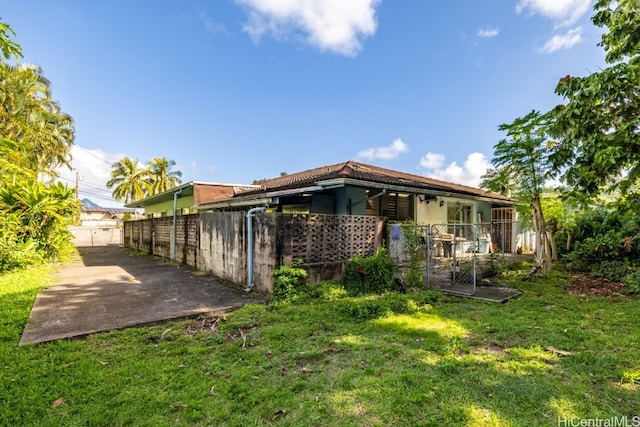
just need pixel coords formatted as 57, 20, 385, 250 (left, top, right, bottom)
1, 265, 639, 426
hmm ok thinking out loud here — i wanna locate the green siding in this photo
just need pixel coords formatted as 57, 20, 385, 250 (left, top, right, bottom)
144, 195, 195, 216
334, 186, 367, 215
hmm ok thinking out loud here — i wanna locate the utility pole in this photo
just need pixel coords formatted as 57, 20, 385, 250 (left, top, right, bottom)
75, 171, 79, 200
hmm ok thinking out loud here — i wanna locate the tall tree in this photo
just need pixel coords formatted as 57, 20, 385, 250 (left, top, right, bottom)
106, 157, 149, 204
0, 60, 74, 177
550, 0, 640, 200
482, 111, 556, 277
146, 157, 182, 195
0, 21, 22, 60
0, 19, 78, 271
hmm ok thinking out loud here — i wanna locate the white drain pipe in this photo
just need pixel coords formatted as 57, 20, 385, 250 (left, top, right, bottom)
246, 206, 266, 292
172, 188, 184, 261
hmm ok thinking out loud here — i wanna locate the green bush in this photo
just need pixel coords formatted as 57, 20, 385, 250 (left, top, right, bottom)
623, 270, 640, 295
341, 249, 397, 295
590, 260, 632, 282
271, 258, 308, 302
399, 222, 425, 288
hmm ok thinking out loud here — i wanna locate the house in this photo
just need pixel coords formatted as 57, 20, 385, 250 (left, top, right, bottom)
79, 199, 140, 227
196, 161, 522, 253
125, 181, 259, 218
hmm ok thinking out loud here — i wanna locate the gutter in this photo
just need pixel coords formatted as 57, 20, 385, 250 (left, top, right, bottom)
171, 188, 184, 261
245, 206, 267, 292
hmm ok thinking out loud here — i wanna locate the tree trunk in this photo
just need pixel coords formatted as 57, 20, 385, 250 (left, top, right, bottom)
524, 198, 550, 280
547, 230, 558, 261
566, 230, 572, 252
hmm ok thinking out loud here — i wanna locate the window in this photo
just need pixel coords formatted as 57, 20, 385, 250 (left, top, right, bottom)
447, 203, 472, 224
366, 191, 414, 221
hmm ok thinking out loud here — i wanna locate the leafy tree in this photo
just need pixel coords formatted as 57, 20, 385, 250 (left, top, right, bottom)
1, 52, 74, 177
541, 193, 577, 260
0, 21, 22, 60
146, 157, 182, 195
482, 111, 556, 277
106, 157, 149, 204
550, 0, 640, 200
0, 19, 78, 272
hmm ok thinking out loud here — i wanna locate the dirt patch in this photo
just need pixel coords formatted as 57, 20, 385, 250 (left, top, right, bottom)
564, 272, 626, 297
184, 315, 222, 336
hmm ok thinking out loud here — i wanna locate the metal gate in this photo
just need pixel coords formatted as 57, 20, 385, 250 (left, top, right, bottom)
427, 223, 479, 295
388, 223, 480, 296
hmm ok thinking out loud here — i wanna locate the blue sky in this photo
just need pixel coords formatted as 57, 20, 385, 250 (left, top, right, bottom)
2, 0, 605, 206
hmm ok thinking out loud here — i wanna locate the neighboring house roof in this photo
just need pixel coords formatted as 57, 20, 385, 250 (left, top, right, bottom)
198, 161, 514, 209
80, 199, 137, 214
125, 181, 260, 209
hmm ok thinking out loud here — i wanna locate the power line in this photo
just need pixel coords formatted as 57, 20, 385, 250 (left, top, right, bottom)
73, 145, 114, 166
57, 176, 110, 192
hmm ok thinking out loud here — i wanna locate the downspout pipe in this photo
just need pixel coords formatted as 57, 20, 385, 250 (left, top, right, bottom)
246, 206, 267, 292
172, 188, 184, 261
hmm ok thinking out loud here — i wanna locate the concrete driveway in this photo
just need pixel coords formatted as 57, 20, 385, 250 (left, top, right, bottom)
20, 245, 263, 345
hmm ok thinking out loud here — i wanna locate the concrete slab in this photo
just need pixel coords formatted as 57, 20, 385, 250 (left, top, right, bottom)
430, 282, 521, 303
20, 246, 264, 345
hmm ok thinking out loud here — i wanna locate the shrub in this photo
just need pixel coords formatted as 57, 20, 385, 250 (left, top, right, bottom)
623, 270, 640, 295
399, 222, 425, 288
590, 260, 632, 282
271, 258, 308, 302
341, 249, 397, 295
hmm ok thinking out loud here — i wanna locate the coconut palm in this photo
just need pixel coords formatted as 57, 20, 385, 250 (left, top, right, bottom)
0, 62, 74, 177
146, 157, 182, 195
106, 157, 149, 204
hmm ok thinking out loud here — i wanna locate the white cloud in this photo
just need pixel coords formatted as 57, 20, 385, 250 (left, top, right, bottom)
55, 145, 127, 207
516, 0, 592, 27
236, 0, 380, 56
419, 152, 491, 188
538, 26, 584, 53
419, 152, 445, 169
477, 28, 499, 38
357, 138, 409, 161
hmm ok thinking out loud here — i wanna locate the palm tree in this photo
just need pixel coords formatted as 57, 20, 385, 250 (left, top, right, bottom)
0, 62, 74, 177
106, 157, 149, 204
146, 157, 182, 195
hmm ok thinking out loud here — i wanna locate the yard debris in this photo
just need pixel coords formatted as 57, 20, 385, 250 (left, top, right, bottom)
546, 346, 573, 356
272, 409, 286, 420
184, 316, 220, 336
565, 273, 626, 297
238, 328, 247, 349
160, 328, 172, 340
51, 398, 65, 409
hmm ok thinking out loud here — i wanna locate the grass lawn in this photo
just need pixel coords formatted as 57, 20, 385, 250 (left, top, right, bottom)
1, 263, 639, 426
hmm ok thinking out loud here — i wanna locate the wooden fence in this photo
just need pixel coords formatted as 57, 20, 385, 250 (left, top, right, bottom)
123, 212, 385, 294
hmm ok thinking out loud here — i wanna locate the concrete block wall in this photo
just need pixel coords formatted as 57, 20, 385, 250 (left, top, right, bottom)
123, 212, 384, 295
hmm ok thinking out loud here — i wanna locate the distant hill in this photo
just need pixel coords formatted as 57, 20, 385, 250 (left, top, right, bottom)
80, 198, 101, 209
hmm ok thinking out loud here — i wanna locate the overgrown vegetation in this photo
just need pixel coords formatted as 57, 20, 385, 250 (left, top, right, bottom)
0, 23, 78, 272
399, 222, 425, 288
559, 204, 640, 294
2, 262, 639, 425
271, 258, 308, 302
341, 248, 397, 295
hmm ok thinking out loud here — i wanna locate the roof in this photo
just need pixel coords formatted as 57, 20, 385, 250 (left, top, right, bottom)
125, 181, 260, 208
198, 161, 514, 209
237, 161, 512, 200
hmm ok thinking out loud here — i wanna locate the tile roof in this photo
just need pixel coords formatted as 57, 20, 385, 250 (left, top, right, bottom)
236, 160, 512, 201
